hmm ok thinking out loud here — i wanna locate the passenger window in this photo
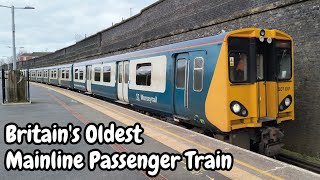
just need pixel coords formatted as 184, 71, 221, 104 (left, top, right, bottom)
62, 70, 65, 79
94, 67, 101, 81
79, 70, 84, 80
176, 59, 187, 89
66, 70, 69, 79
103, 66, 111, 82
136, 63, 151, 86
75, 69, 79, 80
193, 57, 204, 91
229, 53, 248, 83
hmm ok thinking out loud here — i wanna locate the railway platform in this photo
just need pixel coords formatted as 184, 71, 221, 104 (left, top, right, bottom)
0, 82, 319, 180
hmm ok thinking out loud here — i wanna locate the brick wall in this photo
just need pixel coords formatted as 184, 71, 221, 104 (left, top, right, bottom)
19, 0, 320, 158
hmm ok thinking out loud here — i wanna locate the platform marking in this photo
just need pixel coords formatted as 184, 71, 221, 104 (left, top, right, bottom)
34, 83, 283, 180
43, 89, 167, 180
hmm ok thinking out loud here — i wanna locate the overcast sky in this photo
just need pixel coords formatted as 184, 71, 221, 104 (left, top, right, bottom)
0, 0, 157, 60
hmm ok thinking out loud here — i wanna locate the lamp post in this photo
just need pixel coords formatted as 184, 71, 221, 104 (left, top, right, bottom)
0, 5, 34, 70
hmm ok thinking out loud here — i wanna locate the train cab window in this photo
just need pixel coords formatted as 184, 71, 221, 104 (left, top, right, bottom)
79, 70, 84, 80
229, 53, 248, 83
74, 69, 79, 80
103, 66, 111, 82
193, 57, 204, 91
136, 63, 151, 86
66, 70, 70, 79
94, 67, 101, 82
176, 59, 187, 89
277, 50, 292, 80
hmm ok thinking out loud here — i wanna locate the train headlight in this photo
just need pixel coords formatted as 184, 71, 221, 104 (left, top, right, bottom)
232, 103, 241, 113
259, 36, 264, 42
267, 37, 272, 44
284, 98, 291, 107
279, 95, 292, 111
230, 101, 248, 117
279, 105, 284, 111
241, 109, 247, 116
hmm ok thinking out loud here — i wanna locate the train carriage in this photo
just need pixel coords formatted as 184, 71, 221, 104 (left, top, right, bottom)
48, 66, 59, 85
42, 68, 49, 83
29, 69, 37, 81
73, 59, 102, 93
31, 28, 294, 156
35, 68, 44, 83
90, 60, 118, 100
57, 64, 73, 89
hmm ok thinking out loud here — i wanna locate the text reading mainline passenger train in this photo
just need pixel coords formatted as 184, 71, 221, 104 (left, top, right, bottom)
30, 28, 294, 156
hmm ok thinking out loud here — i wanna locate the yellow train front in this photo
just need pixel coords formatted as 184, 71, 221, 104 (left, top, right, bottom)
205, 28, 294, 156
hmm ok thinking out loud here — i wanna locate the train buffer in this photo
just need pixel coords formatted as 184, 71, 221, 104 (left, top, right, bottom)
0, 82, 319, 180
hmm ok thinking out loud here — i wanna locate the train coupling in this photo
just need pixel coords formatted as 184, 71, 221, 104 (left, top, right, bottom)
259, 127, 284, 156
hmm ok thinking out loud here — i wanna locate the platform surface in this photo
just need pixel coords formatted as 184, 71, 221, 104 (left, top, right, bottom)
0, 82, 319, 180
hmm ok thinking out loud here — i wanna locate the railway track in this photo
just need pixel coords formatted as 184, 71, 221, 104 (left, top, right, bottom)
276, 153, 320, 174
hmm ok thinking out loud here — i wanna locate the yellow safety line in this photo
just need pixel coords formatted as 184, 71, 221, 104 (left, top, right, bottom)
33, 83, 283, 180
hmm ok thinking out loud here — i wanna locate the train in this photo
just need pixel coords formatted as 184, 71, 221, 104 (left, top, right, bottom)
29, 28, 294, 156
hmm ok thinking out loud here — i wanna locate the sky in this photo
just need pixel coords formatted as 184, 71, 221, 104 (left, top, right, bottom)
0, 0, 158, 62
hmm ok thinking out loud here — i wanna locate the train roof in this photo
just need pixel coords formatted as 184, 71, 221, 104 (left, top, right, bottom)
74, 32, 227, 66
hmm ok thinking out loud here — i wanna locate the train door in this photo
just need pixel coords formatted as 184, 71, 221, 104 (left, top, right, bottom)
86, 65, 92, 93
58, 69, 61, 85
117, 61, 129, 102
256, 41, 278, 120
174, 53, 191, 118
256, 45, 267, 118
187, 51, 206, 117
